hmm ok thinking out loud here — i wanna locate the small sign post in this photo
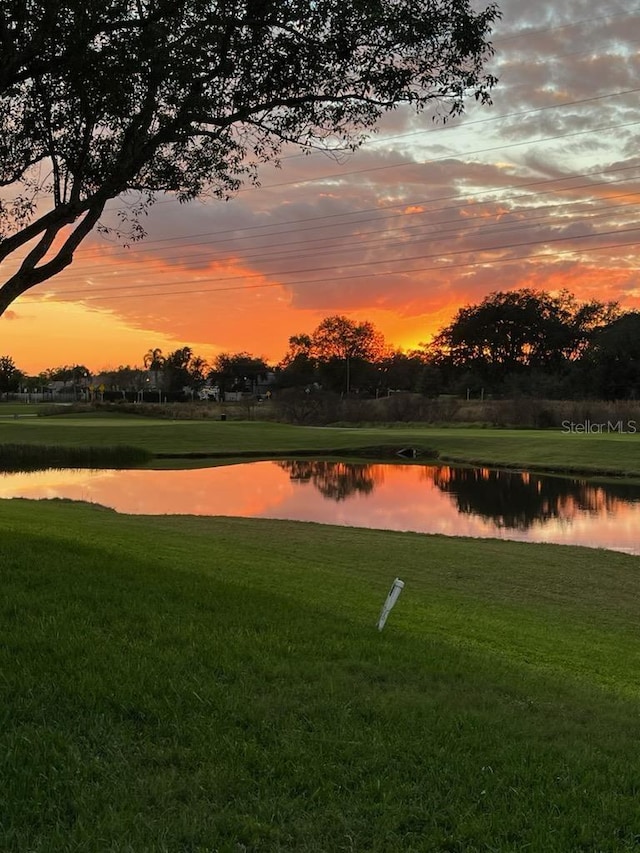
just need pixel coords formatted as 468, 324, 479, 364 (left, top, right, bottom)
377, 578, 405, 631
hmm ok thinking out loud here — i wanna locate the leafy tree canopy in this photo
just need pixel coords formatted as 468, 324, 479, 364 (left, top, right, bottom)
311, 315, 386, 363
99, 365, 149, 390
163, 346, 211, 391
211, 351, 271, 391
376, 349, 428, 392
586, 311, 640, 399
279, 314, 386, 392
0, 0, 499, 313
0, 354, 22, 396
427, 289, 619, 375
143, 347, 166, 371
39, 363, 91, 383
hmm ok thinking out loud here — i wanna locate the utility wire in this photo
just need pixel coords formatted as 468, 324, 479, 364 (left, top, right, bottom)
36, 165, 640, 290
9, 7, 640, 304
42, 235, 640, 306
40, 223, 640, 305
49, 154, 640, 262
44, 188, 640, 292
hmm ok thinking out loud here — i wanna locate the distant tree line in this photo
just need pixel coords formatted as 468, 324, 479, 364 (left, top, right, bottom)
275, 297, 640, 400
425, 289, 640, 400
4, 291, 640, 401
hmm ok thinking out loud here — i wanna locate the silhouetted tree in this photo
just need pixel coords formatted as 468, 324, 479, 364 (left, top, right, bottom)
312, 315, 386, 392
100, 365, 148, 392
188, 355, 210, 392
279, 316, 387, 393
587, 312, 640, 399
0, 0, 499, 314
416, 364, 443, 398
211, 352, 270, 394
373, 350, 428, 394
0, 355, 21, 399
143, 348, 166, 389
312, 315, 385, 363
277, 335, 317, 389
428, 289, 618, 393
163, 346, 197, 393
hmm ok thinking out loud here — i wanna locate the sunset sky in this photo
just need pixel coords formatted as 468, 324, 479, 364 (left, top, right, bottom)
3, 0, 640, 374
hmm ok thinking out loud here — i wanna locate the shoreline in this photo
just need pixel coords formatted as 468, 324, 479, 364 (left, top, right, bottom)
150, 446, 640, 482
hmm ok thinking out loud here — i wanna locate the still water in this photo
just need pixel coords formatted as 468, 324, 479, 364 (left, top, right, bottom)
2, 460, 640, 554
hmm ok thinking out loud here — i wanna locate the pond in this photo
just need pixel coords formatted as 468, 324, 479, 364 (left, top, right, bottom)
3, 460, 640, 554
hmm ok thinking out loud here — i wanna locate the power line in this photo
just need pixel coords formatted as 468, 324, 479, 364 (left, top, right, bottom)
10, 81, 640, 256
101, 72, 640, 210
45, 188, 640, 292
38, 234, 639, 307
46, 144, 640, 265
120, 182, 640, 262
39, 223, 640, 306
491, 6, 640, 45
8, 7, 640, 307
36, 164, 640, 290
244, 119, 640, 193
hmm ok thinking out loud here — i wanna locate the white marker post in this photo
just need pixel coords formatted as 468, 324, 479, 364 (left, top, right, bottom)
377, 578, 405, 631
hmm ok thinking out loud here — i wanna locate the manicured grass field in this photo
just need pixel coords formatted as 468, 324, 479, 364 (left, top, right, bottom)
2, 413, 639, 849
2, 498, 640, 851
0, 403, 39, 414
1, 412, 639, 475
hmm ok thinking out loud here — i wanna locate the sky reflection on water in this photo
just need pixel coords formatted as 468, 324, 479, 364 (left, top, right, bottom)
2, 461, 639, 555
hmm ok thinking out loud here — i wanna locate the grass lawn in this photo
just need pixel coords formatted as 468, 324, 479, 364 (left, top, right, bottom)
2, 498, 640, 851
1, 413, 639, 476
0, 403, 38, 415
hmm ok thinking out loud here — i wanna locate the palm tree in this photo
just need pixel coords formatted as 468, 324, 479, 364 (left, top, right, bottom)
143, 348, 165, 389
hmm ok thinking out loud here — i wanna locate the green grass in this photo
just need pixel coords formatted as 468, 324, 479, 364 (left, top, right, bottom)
0, 443, 151, 471
1, 413, 639, 476
0, 402, 70, 415
2, 498, 640, 851
0, 403, 32, 414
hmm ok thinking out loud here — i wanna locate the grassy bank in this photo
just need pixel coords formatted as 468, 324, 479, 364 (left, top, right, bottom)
0, 443, 151, 471
1, 412, 639, 476
1, 499, 640, 851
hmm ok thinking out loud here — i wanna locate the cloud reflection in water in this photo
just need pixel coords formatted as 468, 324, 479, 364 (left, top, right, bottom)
1, 461, 639, 554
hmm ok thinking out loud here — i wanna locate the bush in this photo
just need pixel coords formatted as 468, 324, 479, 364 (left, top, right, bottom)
459, 399, 640, 429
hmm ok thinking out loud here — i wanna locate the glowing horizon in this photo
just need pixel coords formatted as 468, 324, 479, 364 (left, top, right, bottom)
4, 1, 640, 374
